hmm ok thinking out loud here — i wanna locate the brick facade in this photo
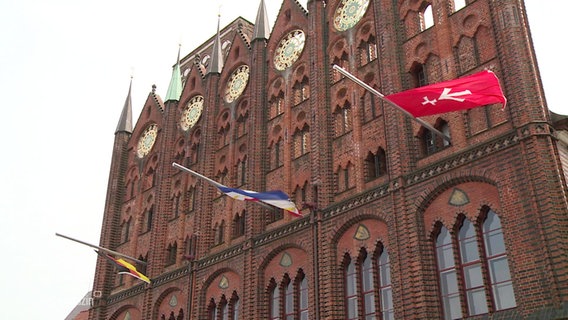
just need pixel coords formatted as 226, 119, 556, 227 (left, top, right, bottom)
89, 0, 568, 319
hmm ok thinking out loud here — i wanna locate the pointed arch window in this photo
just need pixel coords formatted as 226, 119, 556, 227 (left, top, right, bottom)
237, 114, 248, 137
436, 225, 462, 319
332, 52, 350, 82
293, 77, 310, 105
186, 187, 195, 213
336, 163, 354, 193
434, 210, 517, 319
121, 217, 131, 243
284, 275, 294, 319
454, 0, 466, 12
270, 92, 285, 119
173, 193, 181, 219
270, 139, 284, 170
233, 211, 246, 238
421, 3, 434, 31
343, 247, 393, 320
361, 91, 378, 123
214, 220, 225, 246
269, 280, 281, 320
365, 148, 387, 181
345, 258, 358, 319
420, 120, 451, 157
334, 103, 353, 137
237, 157, 247, 187
378, 249, 394, 319
142, 206, 153, 234
166, 242, 177, 266
293, 126, 310, 158
358, 35, 377, 66
268, 272, 309, 320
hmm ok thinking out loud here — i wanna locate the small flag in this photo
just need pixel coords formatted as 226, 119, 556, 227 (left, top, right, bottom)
217, 186, 302, 217
385, 70, 506, 117
97, 251, 151, 284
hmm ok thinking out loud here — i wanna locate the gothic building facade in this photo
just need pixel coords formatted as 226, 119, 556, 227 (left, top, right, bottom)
89, 0, 568, 319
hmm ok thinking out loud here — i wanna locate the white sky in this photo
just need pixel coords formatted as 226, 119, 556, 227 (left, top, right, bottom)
0, 0, 564, 319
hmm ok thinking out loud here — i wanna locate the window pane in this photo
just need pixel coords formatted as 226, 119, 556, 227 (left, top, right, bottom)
466, 288, 488, 315
347, 297, 358, 319
483, 210, 502, 232
379, 251, 391, 285
362, 256, 374, 291
437, 245, 455, 269
489, 257, 512, 283
440, 271, 459, 295
443, 294, 462, 320
463, 264, 484, 289
485, 230, 506, 256
493, 282, 517, 310
380, 287, 393, 311
364, 292, 376, 314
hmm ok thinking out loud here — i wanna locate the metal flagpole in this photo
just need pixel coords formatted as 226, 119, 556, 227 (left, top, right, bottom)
55, 233, 147, 265
332, 64, 451, 142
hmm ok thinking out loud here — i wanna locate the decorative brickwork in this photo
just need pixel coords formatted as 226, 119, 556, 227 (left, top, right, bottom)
90, 1, 568, 319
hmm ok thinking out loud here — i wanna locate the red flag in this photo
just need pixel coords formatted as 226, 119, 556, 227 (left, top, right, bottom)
385, 70, 506, 117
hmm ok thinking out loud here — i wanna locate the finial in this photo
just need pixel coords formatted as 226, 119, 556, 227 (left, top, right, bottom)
152, 84, 156, 93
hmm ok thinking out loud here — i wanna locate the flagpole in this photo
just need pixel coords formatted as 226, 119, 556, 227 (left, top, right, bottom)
172, 162, 278, 212
55, 233, 147, 265
172, 162, 223, 188
332, 64, 451, 142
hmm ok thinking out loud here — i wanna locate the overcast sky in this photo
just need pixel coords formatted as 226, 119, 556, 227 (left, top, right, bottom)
0, 0, 564, 319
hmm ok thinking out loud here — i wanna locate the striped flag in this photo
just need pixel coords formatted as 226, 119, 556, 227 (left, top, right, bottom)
217, 186, 302, 217
172, 163, 302, 217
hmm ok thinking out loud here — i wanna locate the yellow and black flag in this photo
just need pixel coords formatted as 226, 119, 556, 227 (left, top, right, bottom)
96, 250, 151, 284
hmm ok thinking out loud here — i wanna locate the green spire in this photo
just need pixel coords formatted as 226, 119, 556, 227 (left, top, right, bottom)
165, 45, 183, 102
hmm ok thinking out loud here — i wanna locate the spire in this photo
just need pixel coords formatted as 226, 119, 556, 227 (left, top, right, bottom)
207, 13, 224, 74
165, 45, 183, 102
253, 0, 270, 40
115, 77, 133, 134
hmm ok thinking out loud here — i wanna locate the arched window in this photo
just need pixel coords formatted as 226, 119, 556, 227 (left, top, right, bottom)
459, 219, 488, 315
237, 157, 247, 187
420, 120, 451, 156
334, 103, 353, 137
269, 281, 281, 320
483, 210, 516, 310
233, 211, 246, 238
365, 148, 387, 181
361, 91, 378, 123
361, 253, 376, 318
293, 126, 310, 158
378, 248, 394, 319
270, 139, 284, 170
299, 275, 309, 319
268, 272, 309, 320
121, 217, 131, 243
358, 35, 377, 66
284, 276, 294, 319
421, 3, 434, 30
344, 248, 393, 320
436, 225, 462, 319
345, 258, 358, 320
454, 0, 466, 12
166, 242, 177, 266
231, 292, 240, 320
434, 210, 517, 319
